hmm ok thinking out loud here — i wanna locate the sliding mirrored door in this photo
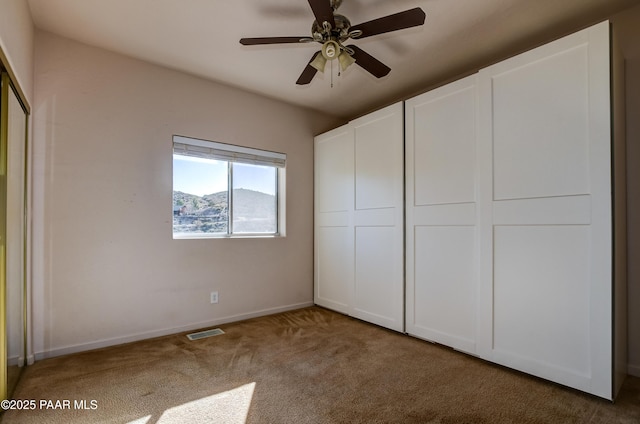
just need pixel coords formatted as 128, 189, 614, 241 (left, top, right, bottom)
1, 71, 28, 400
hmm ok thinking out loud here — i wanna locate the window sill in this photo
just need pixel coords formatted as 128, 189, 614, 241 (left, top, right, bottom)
173, 233, 283, 240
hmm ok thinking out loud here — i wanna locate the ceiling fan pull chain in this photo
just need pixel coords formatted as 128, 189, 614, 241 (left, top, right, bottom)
331, 60, 334, 88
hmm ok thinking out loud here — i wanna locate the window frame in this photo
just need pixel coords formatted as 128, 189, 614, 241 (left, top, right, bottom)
172, 135, 286, 239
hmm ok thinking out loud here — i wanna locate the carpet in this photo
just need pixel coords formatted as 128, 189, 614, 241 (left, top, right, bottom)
2, 306, 639, 423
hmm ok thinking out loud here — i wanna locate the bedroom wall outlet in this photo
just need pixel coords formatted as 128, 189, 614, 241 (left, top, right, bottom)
210, 291, 219, 304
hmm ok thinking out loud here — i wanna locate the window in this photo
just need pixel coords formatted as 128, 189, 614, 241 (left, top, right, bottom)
172, 135, 285, 238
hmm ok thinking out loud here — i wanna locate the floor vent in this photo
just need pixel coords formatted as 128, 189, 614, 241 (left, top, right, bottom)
186, 328, 225, 341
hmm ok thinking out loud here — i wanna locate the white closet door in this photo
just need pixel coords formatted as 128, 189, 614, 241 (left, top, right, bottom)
314, 125, 354, 314
405, 75, 479, 353
477, 21, 613, 399
351, 103, 404, 332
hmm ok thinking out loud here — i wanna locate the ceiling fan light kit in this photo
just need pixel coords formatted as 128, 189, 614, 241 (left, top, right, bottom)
322, 40, 340, 60
310, 52, 327, 72
239, 0, 426, 85
338, 50, 356, 72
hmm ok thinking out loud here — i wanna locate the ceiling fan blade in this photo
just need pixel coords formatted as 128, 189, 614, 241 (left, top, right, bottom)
347, 45, 391, 78
240, 37, 312, 45
307, 0, 335, 29
296, 51, 322, 85
350, 7, 426, 39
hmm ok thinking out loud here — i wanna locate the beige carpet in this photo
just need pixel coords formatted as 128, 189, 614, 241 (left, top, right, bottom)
2, 306, 639, 423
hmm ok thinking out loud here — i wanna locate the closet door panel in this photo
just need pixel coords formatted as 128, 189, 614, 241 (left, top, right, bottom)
406, 75, 478, 353
413, 226, 476, 352
315, 127, 354, 213
314, 125, 354, 313
352, 103, 404, 332
493, 225, 591, 380
492, 44, 590, 201
316, 227, 352, 313
354, 226, 401, 327
412, 83, 477, 206
354, 116, 399, 210
478, 21, 614, 399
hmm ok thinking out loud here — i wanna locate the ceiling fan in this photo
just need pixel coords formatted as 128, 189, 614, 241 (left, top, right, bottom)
240, 0, 426, 85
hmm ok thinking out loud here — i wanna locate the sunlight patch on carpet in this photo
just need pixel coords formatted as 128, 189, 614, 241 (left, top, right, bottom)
126, 417, 152, 424
156, 382, 255, 424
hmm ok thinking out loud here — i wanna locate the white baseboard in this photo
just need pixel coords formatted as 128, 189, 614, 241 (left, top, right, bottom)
628, 363, 640, 377
34, 301, 314, 361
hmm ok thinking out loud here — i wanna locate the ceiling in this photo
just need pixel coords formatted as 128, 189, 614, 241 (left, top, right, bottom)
26, 0, 639, 120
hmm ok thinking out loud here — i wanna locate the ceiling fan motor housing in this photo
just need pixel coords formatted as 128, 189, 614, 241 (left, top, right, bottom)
312, 14, 352, 43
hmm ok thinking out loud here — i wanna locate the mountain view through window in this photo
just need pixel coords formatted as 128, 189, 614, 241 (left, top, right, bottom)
173, 155, 277, 236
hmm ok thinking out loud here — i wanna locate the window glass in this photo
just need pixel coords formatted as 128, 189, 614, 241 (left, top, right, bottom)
232, 163, 277, 233
173, 155, 229, 236
172, 136, 284, 238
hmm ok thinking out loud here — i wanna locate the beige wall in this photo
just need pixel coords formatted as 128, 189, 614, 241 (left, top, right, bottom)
612, 4, 640, 377
31, 30, 339, 358
0, 0, 34, 103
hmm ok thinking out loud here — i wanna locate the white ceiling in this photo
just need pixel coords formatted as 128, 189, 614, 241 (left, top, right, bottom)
26, 0, 638, 120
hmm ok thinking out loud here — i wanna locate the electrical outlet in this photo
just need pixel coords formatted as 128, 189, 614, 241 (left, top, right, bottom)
210, 291, 219, 304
